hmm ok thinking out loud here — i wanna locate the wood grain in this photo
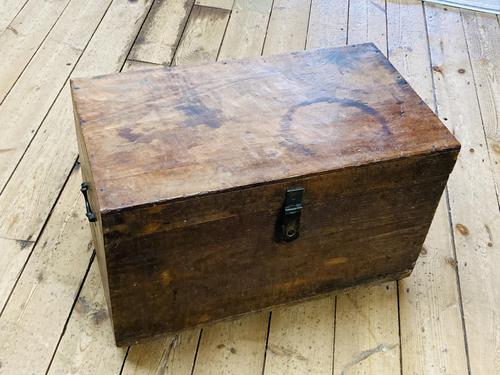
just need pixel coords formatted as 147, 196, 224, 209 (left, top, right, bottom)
72, 43, 459, 345
264, 298, 334, 375
0, 0, 29, 32
0, 0, 72, 102
334, 284, 400, 375
124, 60, 161, 71
0, 237, 34, 310
399, 198, 468, 374
0, 0, 154, 321
425, 4, 500, 374
387, 1, 468, 373
347, 0, 386, 49
306, 0, 348, 49
172, 5, 230, 66
128, 0, 194, 65
0, 166, 94, 375
47, 261, 128, 375
0, 0, 498, 374
122, 330, 201, 375
192, 313, 268, 375
387, 0, 434, 105
93, 157, 456, 345
262, 0, 310, 55
72, 45, 458, 212
0, 0, 112, 191
461, 9, 500, 195
218, 0, 273, 60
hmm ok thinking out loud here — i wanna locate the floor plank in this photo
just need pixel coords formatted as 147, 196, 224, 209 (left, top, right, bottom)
0, 0, 29, 32
128, 0, 194, 65
334, 284, 400, 375
193, 314, 269, 375
0, 166, 94, 375
262, 0, 311, 55
0, 0, 73, 102
386, 1, 469, 373
0, 0, 113, 228
46, 261, 127, 375
347, 0, 387, 48
0, 0, 154, 314
0, 237, 34, 310
218, 0, 273, 60
122, 331, 201, 375
461, 9, 500, 197
195, 0, 234, 10
399, 199, 468, 374
264, 298, 335, 375
425, 4, 500, 374
332, 1, 401, 373
172, 4, 230, 66
387, 0, 434, 104
0, 0, 112, 190
306, 0, 348, 49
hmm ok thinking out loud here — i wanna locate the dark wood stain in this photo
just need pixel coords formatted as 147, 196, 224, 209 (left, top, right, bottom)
71, 44, 460, 346
176, 91, 223, 129
118, 127, 142, 142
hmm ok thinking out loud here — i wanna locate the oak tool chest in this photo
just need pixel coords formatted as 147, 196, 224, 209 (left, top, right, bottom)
71, 43, 460, 346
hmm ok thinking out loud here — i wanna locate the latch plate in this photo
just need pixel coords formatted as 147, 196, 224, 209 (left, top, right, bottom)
278, 187, 304, 242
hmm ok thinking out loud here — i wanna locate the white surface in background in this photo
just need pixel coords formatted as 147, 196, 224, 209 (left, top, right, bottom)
424, 0, 500, 14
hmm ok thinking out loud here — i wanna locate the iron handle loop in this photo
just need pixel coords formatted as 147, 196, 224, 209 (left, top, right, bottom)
80, 182, 97, 222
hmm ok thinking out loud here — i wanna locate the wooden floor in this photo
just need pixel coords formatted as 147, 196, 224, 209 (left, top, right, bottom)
0, 0, 498, 373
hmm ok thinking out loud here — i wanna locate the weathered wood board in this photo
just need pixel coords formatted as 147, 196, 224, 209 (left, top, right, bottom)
0, 0, 496, 373
71, 43, 459, 345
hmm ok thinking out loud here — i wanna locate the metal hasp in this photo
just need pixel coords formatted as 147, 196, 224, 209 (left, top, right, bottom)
80, 182, 97, 222
279, 187, 304, 242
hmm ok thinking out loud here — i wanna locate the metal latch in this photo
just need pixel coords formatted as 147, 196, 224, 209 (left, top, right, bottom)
80, 182, 97, 222
279, 187, 304, 242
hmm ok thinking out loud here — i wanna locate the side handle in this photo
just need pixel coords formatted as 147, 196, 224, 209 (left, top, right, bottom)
80, 182, 97, 222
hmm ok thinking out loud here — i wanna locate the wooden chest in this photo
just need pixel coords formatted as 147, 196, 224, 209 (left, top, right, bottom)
71, 43, 460, 346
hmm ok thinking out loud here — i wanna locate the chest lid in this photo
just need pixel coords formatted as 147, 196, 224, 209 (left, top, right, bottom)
71, 43, 459, 213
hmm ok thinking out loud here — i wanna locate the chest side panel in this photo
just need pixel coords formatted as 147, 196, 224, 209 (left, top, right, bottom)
102, 149, 458, 345
72, 103, 113, 319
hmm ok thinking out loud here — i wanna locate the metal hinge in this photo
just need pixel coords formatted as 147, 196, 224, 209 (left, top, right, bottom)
278, 187, 304, 242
